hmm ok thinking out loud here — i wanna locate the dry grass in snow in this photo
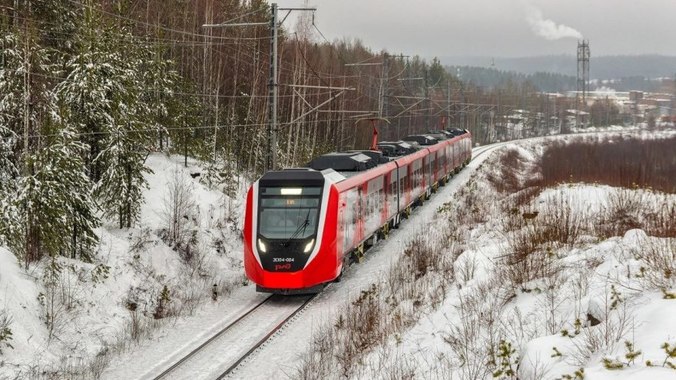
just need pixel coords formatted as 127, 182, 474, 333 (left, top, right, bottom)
294, 131, 676, 380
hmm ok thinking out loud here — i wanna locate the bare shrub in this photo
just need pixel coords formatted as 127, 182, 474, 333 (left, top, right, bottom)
405, 237, 439, 279
598, 189, 642, 237
456, 253, 478, 284
642, 194, 676, 238
569, 289, 633, 366
486, 148, 527, 193
162, 168, 198, 255
88, 348, 111, 379
519, 353, 552, 380
295, 326, 339, 380
538, 135, 676, 193
442, 290, 493, 380
456, 180, 490, 225
539, 272, 567, 335
539, 196, 582, 247
503, 225, 560, 288
634, 238, 676, 290
296, 230, 457, 378
371, 350, 418, 380
500, 205, 527, 233
128, 226, 155, 257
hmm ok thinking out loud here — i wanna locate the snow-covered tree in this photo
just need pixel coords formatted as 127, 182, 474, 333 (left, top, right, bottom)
43, 127, 99, 261
54, 5, 131, 182
0, 30, 53, 168
0, 26, 64, 263
56, 3, 162, 228
94, 124, 152, 229
0, 126, 19, 247
7, 125, 100, 266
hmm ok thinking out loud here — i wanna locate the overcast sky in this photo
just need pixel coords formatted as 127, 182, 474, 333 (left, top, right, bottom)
273, 0, 676, 58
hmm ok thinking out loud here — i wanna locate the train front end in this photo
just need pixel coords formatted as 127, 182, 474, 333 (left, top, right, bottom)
243, 169, 340, 294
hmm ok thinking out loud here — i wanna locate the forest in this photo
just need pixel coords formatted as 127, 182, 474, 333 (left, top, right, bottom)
0, 0, 569, 268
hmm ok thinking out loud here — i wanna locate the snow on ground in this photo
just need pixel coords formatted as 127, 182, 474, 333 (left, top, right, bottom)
229, 144, 510, 380
2, 131, 674, 380
0, 153, 248, 378
0, 248, 52, 373
334, 133, 676, 380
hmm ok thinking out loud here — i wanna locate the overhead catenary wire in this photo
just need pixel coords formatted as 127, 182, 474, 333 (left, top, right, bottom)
21, 113, 435, 140
6, 3, 461, 145
67, 0, 269, 41
16, 2, 390, 86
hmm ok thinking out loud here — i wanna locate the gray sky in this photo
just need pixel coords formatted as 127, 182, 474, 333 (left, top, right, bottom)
273, 0, 676, 58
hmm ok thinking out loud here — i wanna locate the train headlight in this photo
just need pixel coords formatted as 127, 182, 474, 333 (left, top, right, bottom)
303, 239, 315, 253
257, 239, 267, 253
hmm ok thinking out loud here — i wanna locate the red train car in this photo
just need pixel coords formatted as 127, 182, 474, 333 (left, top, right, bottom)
243, 131, 472, 294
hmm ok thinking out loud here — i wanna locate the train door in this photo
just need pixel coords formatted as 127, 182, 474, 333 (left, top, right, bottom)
420, 154, 430, 192
356, 184, 365, 244
366, 176, 384, 235
398, 165, 407, 212
342, 188, 359, 254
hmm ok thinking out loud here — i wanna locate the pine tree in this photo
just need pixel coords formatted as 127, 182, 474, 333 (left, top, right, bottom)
6, 123, 100, 266
0, 125, 19, 246
56, 3, 159, 228
95, 124, 152, 229
0, 29, 53, 167
54, 4, 127, 182
45, 127, 100, 261
0, 23, 63, 265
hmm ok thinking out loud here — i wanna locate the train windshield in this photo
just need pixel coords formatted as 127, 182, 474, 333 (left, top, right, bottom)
258, 186, 322, 240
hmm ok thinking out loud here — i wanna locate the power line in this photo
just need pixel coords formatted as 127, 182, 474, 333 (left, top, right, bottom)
5, 5, 446, 137
8, 6, 367, 85
26, 71, 338, 99
67, 0, 269, 41
21, 113, 436, 140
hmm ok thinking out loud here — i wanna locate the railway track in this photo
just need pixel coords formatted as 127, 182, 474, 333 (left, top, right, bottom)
151, 143, 503, 380
151, 294, 315, 380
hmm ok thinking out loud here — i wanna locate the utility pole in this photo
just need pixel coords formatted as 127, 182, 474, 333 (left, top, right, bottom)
672, 73, 675, 121
267, 3, 278, 171
576, 40, 590, 128
381, 53, 390, 120
204, 3, 315, 172
423, 69, 430, 131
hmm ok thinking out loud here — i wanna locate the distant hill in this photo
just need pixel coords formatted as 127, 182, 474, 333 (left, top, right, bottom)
446, 66, 577, 93
440, 55, 676, 80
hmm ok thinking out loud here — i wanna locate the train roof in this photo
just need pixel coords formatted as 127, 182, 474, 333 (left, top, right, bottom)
446, 128, 469, 136
402, 134, 439, 146
377, 141, 419, 157
259, 168, 325, 186
260, 130, 471, 187
426, 132, 450, 140
346, 150, 390, 165
306, 152, 375, 171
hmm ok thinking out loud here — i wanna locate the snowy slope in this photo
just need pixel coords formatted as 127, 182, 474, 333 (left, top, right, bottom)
3, 132, 674, 380
0, 153, 248, 378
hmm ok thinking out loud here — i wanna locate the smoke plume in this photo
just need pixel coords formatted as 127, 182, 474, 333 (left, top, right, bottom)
527, 8, 583, 40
